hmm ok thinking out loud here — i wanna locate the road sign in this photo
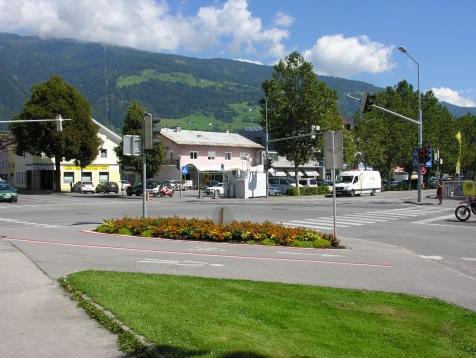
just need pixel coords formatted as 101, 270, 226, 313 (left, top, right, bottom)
123, 135, 141, 156
181, 166, 189, 175
421, 165, 427, 175
412, 147, 419, 167
324, 131, 343, 169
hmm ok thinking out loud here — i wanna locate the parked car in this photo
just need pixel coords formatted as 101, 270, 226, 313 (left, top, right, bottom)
268, 177, 301, 194
205, 182, 224, 195
267, 185, 282, 196
120, 180, 131, 191
299, 178, 318, 187
162, 180, 181, 190
126, 181, 160, 196
126, 183, 142, 196
72, 181, 95, 194
95, 181, 119, 194
0, 182, 18, 203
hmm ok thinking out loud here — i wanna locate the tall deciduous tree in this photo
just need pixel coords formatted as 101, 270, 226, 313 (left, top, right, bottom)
10, 75, 100, 191
114, 101, 163, 180
456, 114, 476, 179
261, 52, 344, 194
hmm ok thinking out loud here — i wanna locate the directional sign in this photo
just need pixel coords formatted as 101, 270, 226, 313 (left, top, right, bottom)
412, 147, 419, 167
181, 166, 189, 175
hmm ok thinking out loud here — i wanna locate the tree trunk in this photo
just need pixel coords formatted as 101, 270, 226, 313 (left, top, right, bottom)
54, 155, 61, 192
295, 162, 300, 196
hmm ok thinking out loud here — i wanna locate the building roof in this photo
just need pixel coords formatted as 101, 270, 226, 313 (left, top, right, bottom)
92, 118, 121, 144
161, 127, 263, 148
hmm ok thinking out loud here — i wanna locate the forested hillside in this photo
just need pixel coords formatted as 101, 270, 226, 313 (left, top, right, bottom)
1, 33, 472, 132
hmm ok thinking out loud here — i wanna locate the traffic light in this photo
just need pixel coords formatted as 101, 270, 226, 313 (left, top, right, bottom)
144, 113, 161, 150
424, 145, 431, 163
359, 93, 376, 114
176, 159, 180, 170
418, 147, 425, 163
310, 125, 320, 139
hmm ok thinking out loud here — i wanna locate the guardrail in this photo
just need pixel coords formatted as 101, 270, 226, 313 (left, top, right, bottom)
443, 181, 476, 199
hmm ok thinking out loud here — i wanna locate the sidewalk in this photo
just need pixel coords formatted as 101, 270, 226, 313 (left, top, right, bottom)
0, 240, 124, 358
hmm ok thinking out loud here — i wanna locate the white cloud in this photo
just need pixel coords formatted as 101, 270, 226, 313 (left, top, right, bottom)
431, 87, 476, 107
234, 58, 264, 65
303, 34, 395, 76
0, 0, 289, 59
274, 11, 294, 27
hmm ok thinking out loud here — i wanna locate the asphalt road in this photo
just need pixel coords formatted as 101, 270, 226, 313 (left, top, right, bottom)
1, 189, 475, 311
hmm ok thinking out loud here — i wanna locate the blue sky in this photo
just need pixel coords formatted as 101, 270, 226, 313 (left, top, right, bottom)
1, 0, 475, 106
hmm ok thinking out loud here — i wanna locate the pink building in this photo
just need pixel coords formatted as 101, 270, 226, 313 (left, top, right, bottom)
157, 127, 263, 187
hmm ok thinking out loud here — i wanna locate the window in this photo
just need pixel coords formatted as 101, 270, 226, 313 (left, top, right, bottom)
81, 172, 92, 182
99, 172, 109, 183
63, 172, 74, 184
190, 151, 198, 159
100, 149, 107, 158
208, 151, 216, 160
224, 152, 231, 160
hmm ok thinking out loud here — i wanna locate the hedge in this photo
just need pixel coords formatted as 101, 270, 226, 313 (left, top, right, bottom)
287, 186, 330, 196
96, 216, 339, 248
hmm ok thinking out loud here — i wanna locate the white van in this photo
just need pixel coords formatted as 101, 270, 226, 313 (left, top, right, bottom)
269, 177, 301, 194
335, 170, 381, 197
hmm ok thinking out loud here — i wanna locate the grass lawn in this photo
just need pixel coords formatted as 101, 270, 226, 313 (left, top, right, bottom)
64, 271, 476, 357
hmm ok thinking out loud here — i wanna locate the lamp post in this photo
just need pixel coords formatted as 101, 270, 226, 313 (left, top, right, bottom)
399, 46, 423, 203
265, 96, 269, 198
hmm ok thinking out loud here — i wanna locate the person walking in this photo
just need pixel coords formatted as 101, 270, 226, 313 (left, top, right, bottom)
436, 179, 443, 205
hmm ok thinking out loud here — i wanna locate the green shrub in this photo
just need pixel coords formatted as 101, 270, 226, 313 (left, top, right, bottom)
95, 217, 339, 248
287, 186, 330, 196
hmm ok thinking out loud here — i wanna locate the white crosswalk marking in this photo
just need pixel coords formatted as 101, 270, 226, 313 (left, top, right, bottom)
280, 207, 450, 231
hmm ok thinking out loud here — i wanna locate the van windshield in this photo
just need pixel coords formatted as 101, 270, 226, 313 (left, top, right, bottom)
337, 176, 355, 184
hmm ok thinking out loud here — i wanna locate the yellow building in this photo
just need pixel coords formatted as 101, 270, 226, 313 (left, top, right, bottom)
9, 119, 121, 192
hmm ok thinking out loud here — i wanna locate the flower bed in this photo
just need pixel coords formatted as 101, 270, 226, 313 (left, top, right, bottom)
96, 217, 339, 248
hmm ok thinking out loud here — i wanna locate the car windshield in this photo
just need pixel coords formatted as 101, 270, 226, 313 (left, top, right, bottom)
0, 184, 13, 191
337, 176, 355, 184
82, 182, 93, 185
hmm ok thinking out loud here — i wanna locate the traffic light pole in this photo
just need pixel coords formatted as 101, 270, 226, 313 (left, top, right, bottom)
348, 94, 423, 203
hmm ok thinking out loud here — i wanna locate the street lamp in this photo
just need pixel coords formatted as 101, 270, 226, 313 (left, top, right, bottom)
399, 46, 423, 203
265, 96, 269, 198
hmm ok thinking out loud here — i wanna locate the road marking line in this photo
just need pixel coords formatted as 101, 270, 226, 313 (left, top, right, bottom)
210, 264, 224, 267
412, 214, 454, 224
276, 251, 344, 258
461, 257, 476, 262
307, 217, 375, 224
307, 218, 365, 225
281, 222, 346, 229
0, 236, 392, 268
418, 255, 443, 260
339, 215, 390, 222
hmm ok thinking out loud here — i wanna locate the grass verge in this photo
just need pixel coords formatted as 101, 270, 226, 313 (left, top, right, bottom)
62, 271, 476, 357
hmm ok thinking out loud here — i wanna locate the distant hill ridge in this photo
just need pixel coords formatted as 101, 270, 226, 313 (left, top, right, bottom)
0, 33, 473, 132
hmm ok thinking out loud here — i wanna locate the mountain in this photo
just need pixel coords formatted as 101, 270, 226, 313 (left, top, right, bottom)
440, 101, 476, 117
0, 33, 471, 133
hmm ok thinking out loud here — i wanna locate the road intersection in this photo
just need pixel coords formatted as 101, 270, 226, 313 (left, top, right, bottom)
0, 190, 474, 311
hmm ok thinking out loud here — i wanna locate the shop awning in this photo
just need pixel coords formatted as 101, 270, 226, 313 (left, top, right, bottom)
302, 170, 319, 177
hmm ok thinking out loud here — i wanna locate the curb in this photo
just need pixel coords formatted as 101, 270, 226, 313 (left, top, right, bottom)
59, 276, 155, 357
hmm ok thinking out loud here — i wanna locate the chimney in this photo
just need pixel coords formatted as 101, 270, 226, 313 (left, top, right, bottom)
176, 127, 181, 132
